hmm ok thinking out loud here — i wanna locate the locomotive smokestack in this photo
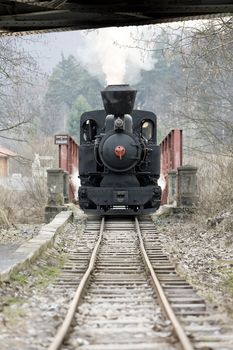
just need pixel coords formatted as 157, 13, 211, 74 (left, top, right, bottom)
101, 84, 137, 116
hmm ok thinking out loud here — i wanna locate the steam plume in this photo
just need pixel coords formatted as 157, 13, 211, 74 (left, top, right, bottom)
77, 27, 156, 85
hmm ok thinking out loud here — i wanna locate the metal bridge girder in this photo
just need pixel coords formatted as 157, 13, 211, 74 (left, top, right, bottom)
0, 0, 232, 35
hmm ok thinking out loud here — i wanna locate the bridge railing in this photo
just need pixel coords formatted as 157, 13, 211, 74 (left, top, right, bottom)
160, 129, 198, 208
160, 129, 183, 205
54, 134, 79, 202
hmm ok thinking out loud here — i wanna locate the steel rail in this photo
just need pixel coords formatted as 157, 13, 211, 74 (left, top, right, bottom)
48, 217, 105, 350
135, 217, 194, 350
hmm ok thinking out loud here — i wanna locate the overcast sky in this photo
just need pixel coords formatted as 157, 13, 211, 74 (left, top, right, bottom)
22, 30, 85, 73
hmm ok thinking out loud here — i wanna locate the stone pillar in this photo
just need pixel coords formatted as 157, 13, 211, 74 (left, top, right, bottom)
168, 170, 177, 205
44, 169, 68, 223
177, 165, 198, 207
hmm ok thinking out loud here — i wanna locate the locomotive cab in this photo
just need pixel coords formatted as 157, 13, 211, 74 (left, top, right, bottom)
78, 84, 161, 215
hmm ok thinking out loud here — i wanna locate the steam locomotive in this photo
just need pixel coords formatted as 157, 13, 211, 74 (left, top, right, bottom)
78, 84, 161, 215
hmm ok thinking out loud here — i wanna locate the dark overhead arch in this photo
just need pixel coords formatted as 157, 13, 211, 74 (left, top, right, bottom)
0, 1, 232, 35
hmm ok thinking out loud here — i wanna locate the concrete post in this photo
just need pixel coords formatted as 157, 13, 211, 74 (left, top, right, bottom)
47, 169, 65, 205
63, 171, 69, 204
44, 169, 68, 223
168, 170, 177, 205
177, 165, 198, 207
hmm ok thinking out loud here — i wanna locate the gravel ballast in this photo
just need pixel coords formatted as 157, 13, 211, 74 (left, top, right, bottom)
151, 209, 233, 316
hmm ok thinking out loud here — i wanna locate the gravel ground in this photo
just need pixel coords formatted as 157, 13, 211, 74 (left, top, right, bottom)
0, 224, 42, 245
151, 208, 233, 317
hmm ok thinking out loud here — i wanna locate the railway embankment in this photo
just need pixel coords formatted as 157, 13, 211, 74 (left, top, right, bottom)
152, 208, 233, 316
0, 209, 75, 282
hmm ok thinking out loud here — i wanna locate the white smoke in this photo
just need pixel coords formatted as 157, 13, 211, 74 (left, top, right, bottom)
77, 26, 157, 85
71, 169, 80, 200
158, 174, 166, 191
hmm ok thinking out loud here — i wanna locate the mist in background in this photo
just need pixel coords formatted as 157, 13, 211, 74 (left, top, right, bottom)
22, 26, 158, 85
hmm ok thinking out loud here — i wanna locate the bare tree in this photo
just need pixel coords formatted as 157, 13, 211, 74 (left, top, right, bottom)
163, 18, 233, 156
131, 18, 233, 155
0, 36, 42, 142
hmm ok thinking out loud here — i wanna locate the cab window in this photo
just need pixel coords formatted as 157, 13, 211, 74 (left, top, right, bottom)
82, 119, 97, 142
141, 120, 153, 141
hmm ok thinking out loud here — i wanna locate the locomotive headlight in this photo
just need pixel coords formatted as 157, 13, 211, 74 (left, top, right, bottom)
115, 117, 124, 130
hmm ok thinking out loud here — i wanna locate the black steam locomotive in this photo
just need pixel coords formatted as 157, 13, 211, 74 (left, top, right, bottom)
78, 84, 161, 215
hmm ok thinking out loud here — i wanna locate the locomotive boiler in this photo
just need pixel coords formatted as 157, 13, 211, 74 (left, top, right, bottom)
78, 84, 161, 215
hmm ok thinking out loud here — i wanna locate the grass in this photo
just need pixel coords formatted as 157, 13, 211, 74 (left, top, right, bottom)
2, 296, 24, 307
224, 272, 233, 297
6, 253, 66, 289
11, 272, 28, 285
1, 296, 26, 326
204, 292, 215, 304
0, 254, 66, 329
31, 254, 66, 288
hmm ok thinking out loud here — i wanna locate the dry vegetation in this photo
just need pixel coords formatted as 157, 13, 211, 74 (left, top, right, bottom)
185, 153, 233, 216
0, 178, 47, 229
154, 211, 233, 315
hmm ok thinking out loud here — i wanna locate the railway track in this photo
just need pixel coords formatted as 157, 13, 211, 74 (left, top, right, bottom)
48, 217, 233, 350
